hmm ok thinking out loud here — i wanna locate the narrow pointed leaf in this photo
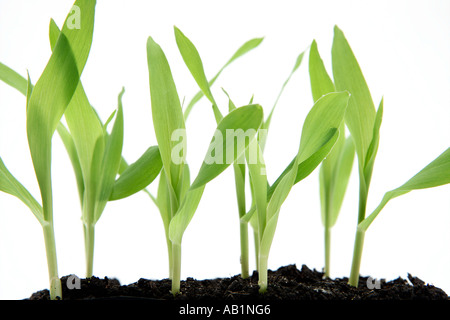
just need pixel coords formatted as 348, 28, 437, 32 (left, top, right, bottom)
191, 104, 264, 189
183, 37, 264, 120
147, 36, 186, 193
360, 147, 450, 231
0, 62, 28, 95
94, 89, 125, 222
174, 26, 222, 122
332, 26, 376, 167
110, 146, 162, 201
0, 157, 43, 224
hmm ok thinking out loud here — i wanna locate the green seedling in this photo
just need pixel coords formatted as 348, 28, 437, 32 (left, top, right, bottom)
174, 25, 305, 279
309, 40, 355, 278
0, 1, 163, 281
351, 147, 450, 285
0, 0, 95, 299
330, 26, 384, 286
174, 26, 351, 292
147, 34, 264, 295
139, 28, 263, 281
49, 19, 162, 279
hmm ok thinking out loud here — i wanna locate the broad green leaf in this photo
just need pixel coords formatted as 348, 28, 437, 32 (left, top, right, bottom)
269, 91, 348, 196
26, 32, 80, 221
297, 92, 350, 164
56, 123, 84, 203
267, 91, 349, 199
0, 61, 28, 95
183, 37, 264, 120
174, 26, 222, 123
332, 25, 376, 168
309, 40, 335, 102
360, 147, 450, 231
110, 146, 162, 201
322, 136, 355, 227
190, 104, 264, 189
309, 38, 354, 228
94, 89, 124, 222
169, 104, 264, 245
147, 36, 186, 194
0, 157, 43, 224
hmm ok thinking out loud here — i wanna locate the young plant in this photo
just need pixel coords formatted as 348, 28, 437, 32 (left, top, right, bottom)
353, 147, 450, 281
49, 20, 163, 279
147, 35, 264, 295
309, 39, 355, 278
330, 26, 384, 286
174, 25, 305, 279
0, 0, 95, 299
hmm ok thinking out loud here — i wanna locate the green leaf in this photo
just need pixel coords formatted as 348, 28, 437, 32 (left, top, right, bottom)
183, 37, 264, 120
264, 49, 305, 134
359, 147, 450, 231
332, 25, 376, 168
268, 91, 349, 198
56, 123, 84, 203
309, 39, 335, 102
0, 61, 28, 96
364, 98, 383, 185
93, 89, 125, 222
245, 138, 267, 240
26, 32, 80, 221
110, 146, 162, 201
321, 136, 355, 227
191, 104, 264, 189
0, 157, 43, 224
174, 26, 222, 123
147, 36, 186, 194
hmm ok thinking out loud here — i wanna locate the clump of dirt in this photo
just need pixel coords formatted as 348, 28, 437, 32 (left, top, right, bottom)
28, 264, 448, 300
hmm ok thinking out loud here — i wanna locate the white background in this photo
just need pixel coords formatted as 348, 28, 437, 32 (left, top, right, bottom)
0, 0, 449, 300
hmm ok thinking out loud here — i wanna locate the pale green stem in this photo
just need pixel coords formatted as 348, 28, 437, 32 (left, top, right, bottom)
258, 254, 268, 293
253, 230, 259, 272
239, 221, 249, 278
349, 228, 366, 287
84, 223, 95, 278
348, 174, 369, 286
324, 226, 331, 278
166, 234, 173, 280
42, 222, 61, 300
171, 242, 182, 295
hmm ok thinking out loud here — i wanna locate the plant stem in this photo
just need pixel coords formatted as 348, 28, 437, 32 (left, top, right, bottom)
258, 254, 268, 293
253, 230, 259, 272
239, 221, 249, 278
171, 242, 182, 295
324, 226, 331, 278
349, 228, 366, 287
84, 223, 95, 278
348, 174, 369, 287
166, 235, 173, 280
42, 222, 61, 300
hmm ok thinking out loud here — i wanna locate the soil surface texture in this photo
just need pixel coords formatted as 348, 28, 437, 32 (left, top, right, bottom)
28, 264, 449, 300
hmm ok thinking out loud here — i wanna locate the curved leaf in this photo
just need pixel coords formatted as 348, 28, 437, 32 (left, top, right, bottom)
110, 146, 162, 201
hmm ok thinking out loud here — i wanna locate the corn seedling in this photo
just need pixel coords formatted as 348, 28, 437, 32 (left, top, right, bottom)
174, 26, 306, 279
146, 27, 262, 282
309, 39, 355, 278
147, 34, 264, 295
352, 147, 450, 284
0, 0, 95, 299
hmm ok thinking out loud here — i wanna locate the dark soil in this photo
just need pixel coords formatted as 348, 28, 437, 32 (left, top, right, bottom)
28, 264, 448, 301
